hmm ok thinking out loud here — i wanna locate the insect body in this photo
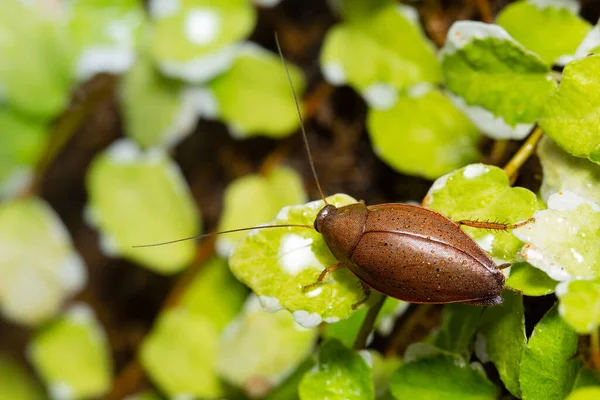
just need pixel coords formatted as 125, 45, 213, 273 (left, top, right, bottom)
313, 202, 506, 306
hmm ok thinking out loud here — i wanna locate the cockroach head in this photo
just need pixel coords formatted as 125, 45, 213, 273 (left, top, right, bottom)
314, 204, 337, 233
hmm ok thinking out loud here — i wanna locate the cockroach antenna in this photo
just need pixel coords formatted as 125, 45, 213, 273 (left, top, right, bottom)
274, 32, 328, 205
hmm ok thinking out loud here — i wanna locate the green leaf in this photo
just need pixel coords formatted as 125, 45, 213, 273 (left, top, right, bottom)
0, 109, 47, 199
441, 21, 556, 139
264, 357, 315, 400
496, 0, 591, 65
140, 308, 223, 398
216, 166, 307, 257
216, 295, 317, 396
320, 4, 441, 108
573, 367, 600, 390
0, 0, 73, 119
567, 387, 600, 400
299, 339, 375, 400
538, 136, 600, 205
389, 353, 497, 400
67, 0, 146, 81
538, 55, 600, 163
179, 256, 248, 332
29, 304, 112, 399
206, 45, 306, 138
367, 87, 480, 179
120, 57, 199, 148
149, 0, 256, 82
370, 351, 402, 398
229, 194, 365, 328
86, 139, 200, 274
476, 291, 526, 397
570, 20, 600, 60
513, 191, 600, 281
427, 303, 483, 358
323, 297, 408, 348
556, 278, 600, 333
423, 164, 539, 263
520, 304, 582, 400
0, 198, 86, 325
0, 355, 45, 400
506, 262, 557, 296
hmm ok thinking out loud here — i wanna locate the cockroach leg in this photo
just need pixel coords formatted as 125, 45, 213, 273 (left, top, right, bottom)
457, 217, 535, 231
302, 262, 346, 291
497, 263, 511, 270
351, 282, 371, 310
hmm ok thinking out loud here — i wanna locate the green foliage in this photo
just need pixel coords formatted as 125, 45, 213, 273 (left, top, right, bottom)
230, 194, 366, 327
496, 0, 591, 65
390, 352, 497, 400
0, 355, 45, 400
506, 262, 557, 296
424, 164, 540, 263
86, 139, 200, 274
0, 198, 86, 325
520, 304, 582, 400
567, 387, 600, 400
366, 88, 480, 179
539, 55, 600, 163
299, 339, 375, 400
426, 304, 483, 358
557, 278, 600, 333
442, 21, 556, 139
29, 304, 112, 399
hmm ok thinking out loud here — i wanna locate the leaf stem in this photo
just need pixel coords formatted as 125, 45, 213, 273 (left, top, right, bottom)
474, 0, 493, 23
503, 126, 544, 183
353, 293, 386, 350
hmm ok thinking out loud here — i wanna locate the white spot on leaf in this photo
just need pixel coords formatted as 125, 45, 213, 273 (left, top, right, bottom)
258, 296, 283, 312
185, 9, 220, 45
279, 234, 320, 275
362, 83, 398, 110
463, 164, 489, 179
159, 43, 241, 83
322, 62, 346, 85
292, 310, 322, 328
149, 0, 180, 18
529, 0, 580, 13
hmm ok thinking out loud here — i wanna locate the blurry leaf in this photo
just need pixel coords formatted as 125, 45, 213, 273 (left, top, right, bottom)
426, 303, 483, 358
389, 353, 497, 400
506, 262, 557, 296
29, 304, 112, 399
229, 194, 366, 328
320, 4, 440, 108
0, 109, 47, 199
331, 0, 395, 21
86, 139, 200, 274
120, 57, 198, 148
477, 291, 526, 397
0, 198, 86, 325
264, 357, 315, 400
567, 387, 600, 400
496, 0, 590, 65
180, 257, 248, 331
67, 0, 146, 81
370, 351, 402, 398
206, 46, 306, 138
126, 392, 163, 400
556, 278, 600, 333
323, 297, 408, 348
0, 354, 45, 400
538, 55, 600, 163
216, 295, 317, 397
140, 308, 223, 398
423, 164, 539, 263
216, 166, 307, 257
520, 304, 582, 400
441, 21, 556, 139
367, 87, 480, 179
513, 191, 600, 281
298, 339, 375, 400
570, 19, 600, 61
538, 136, 600, 205
0, 0, 73, 119
149, 0, 256, 82
573, 367, 600, 390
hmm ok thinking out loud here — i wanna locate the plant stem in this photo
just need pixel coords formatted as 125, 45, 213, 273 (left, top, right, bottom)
353, 294, 386, 350
475, 0, 492, 23
591, 328, 600, 372
503, 126, 544, 183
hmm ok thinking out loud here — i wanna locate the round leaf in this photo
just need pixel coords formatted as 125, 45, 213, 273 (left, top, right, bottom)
229, 194, 365, 328
0, 355, 45, 400
149, 0, 256, 82
216, 295, 317, 396
216, 166, 307, 257
0, 198, 86, 325
86, 139, 200, 274
556, 278, 600, 333
513, 191, 600, 281
538, 55, 600, 163
496, 0, 591, 65
506, 262, 558, 296
298, 339, 375, 400
423, 164, 540, 263
441, 21, 556, 139
29, 304, 112, 399
367, 87, 480, 179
